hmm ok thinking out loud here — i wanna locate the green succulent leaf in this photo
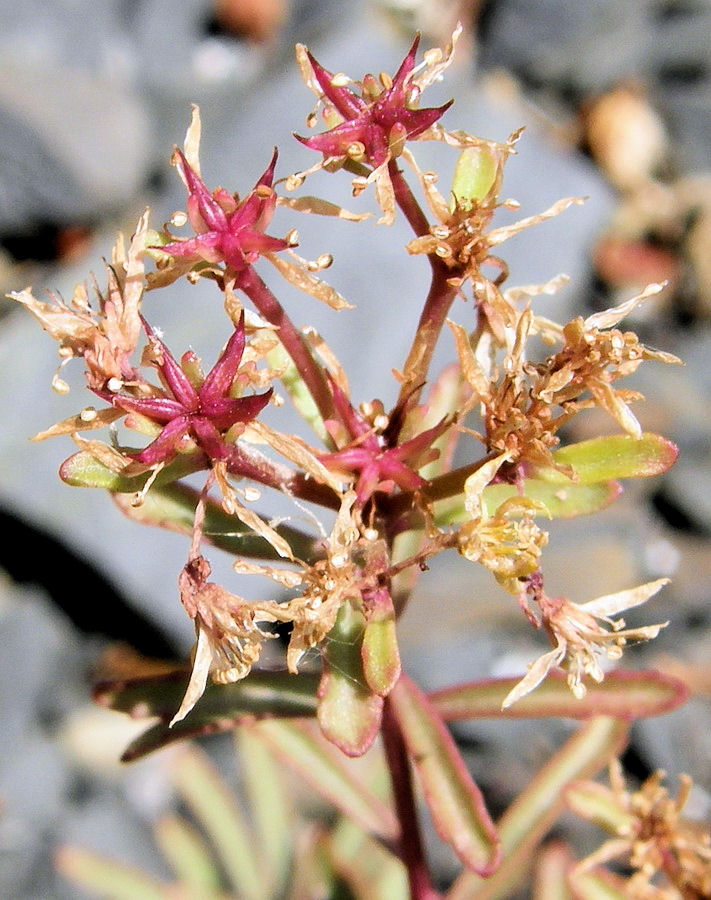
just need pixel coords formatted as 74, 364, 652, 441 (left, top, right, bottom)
447, 717, 628, 900
170, 746, 262, 900
317, 601, 383, 757
389, 675, 500, 876
55, 846, 170, 900
250, 720, 399, 842
429, 670, 689, 721
153, 815, 222, 895
59, 448, 204, 490
112, 481, 318, 561
543, 432, 679, 485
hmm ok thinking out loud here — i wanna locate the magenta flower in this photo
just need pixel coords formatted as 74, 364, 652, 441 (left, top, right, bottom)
296, 35, 452, 168
161, 149, 290, 274
95, 314, 272, 466
319, 378, 447, 505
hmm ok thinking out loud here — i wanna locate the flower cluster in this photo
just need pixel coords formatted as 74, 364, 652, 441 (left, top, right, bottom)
12, 26, 681, 753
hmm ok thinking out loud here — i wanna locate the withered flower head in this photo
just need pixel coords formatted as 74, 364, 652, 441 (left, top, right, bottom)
503, 579, 669, 708
95, 312, 272, 467
456, 454, 548, 594
569, 760, 711, 898
9, 212, 149, 393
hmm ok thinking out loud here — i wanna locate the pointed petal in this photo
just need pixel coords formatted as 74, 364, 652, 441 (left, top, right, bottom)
132, 416, 192, 465
199, 315, 246, 400
305, 50, 365, 119
295, 119, 370, 158
109, 393, 188, 424
201, 390, 273, 430
174, 148, 228, 233
190, 416, 231, 460
141, 317, 199, 410
389, 33, 420, 95
161, 232, 224, 264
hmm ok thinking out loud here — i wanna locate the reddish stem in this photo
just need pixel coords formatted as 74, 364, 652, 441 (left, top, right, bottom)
238, 266, 335, 423
382, 695, 443, 900
388, 162, 459, 409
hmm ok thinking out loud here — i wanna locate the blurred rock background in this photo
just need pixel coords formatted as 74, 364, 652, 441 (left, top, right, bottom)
0, 0, 710, 895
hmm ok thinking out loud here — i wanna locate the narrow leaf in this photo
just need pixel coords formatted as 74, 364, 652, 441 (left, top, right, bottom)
59, 448, 204, 490
447, 717, 628, 900
362, 589, 401, 697
546, 433, 679, 484
237, 726, 292, 897
171, 746, 262, 900
112, 481, 317, 560
436, 480, 620, 525
252, 719, 399, 841
568, 867, 629, 899
153, 815, 222, 894
317, 602, 384, 757
389, 675, 500, 876
429, 670, 689, 721
55, 846, 169, 900
532, 841, 576, 900
327, 818, 409, 900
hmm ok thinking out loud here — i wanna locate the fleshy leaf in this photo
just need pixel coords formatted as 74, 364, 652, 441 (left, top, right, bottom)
250, 719, 399, 841
59, 448, 204, 490
450, 146, 498, 209
327, 818, 409, 900
237, 726, 292, 897
93, 669, 319, 760
153, 816, 221, 894
389, 675, 500, 876
171, 746, 262, 900
541, 433, 679, 484
362, 590, 401, 697
112, 481, 317, 561
437, 478, 620, 525
317, 601, 384, 757
266, 340, 330, 443
429, 670, 689, 721
55, 846, 169, 900
447, 717, 628, 900
568, 867, 629, 899
564, 781, 636, 835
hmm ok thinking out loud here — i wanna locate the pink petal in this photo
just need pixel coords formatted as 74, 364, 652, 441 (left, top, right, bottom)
174, 149, 228, 233
199, 314, 246, 401
141, 317, 199, 411
306, 51, 366, 119
132, 415, 192, 465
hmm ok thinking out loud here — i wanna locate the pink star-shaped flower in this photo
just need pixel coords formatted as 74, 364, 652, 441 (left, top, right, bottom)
95, 314, 271, 466
161, 149, 289, 274
318, 378, 446, 505
296, 35, 452, 168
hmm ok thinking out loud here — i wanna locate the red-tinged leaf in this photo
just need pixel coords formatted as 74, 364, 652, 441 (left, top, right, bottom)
546, 433, 679, 485
362, 589, 401, 697
564, 781, 635, 835
447, 717, 628, 900
389, 675, 500, 876
568, 866, 629, 899
429, 670, 689, 722
112, 481, 317, 561
317, 602, 383, 757
93, 669, 319, 760
55, 846, 169, 900
532, 841, 576, 900
250, 720, 399, 842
